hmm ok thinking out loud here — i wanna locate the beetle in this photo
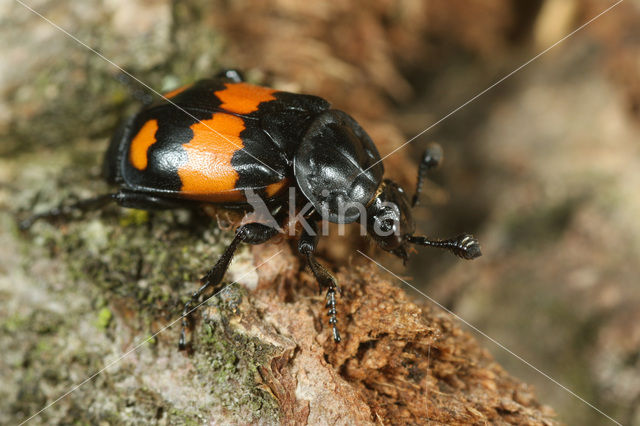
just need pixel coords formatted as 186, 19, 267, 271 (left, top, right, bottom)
20, 69, 481, 348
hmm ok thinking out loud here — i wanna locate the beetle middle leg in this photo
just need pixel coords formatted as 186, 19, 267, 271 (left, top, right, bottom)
298, 221, 342, 343
179, 221, 280, 350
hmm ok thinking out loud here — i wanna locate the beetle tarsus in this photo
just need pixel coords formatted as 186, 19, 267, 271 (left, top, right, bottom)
178, 330, 188, 351
452, 233, 482, 259
412, 143, 444, 207
215, 69, 244, 83
326, 289, 341, 342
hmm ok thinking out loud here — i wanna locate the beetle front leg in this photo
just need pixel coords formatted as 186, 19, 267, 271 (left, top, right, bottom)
298, 222, 342, 343
179, 222, 279, 350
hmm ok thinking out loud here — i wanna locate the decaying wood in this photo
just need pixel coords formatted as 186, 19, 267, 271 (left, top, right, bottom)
186, 241, 557, 424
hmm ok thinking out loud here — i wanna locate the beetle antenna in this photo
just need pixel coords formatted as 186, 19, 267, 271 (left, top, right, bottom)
412, 143, 443, 207
407, 233, 482, 260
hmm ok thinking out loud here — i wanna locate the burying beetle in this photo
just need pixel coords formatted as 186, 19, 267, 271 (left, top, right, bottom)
21, 70, 481, 348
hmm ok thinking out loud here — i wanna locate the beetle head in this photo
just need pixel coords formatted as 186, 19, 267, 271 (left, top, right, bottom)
365, 180, 415, 262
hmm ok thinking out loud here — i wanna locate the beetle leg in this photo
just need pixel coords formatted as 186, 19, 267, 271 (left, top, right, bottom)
215, 69, 244, 83
19, 193, 117, 230
179, 222, 279, 350
113, 72, 155, 106
112, 190, 202, 210
298, 222, 342, 343
407, 233, 482, 260
412, 143, 443, 207
19, 190, 202, 230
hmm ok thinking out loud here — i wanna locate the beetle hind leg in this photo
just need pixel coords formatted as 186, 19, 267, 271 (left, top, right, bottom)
19, 193, 117, 230
19, 189, 202, 231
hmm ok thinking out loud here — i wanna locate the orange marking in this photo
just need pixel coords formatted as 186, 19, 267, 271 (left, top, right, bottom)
215, 83, 277, 115
129, 119, 159, 170
265, 179, 289, 197
163, 84, 190, 99
178, 113, 245, 201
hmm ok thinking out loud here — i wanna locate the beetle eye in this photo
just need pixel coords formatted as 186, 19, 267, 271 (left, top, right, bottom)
374, 215, 397, 235
381, 219, 394, 232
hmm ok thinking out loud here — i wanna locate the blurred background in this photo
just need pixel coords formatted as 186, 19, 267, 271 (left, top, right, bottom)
1, 0, 639, 424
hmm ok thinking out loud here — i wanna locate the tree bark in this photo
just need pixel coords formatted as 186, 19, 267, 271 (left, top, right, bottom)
1, 1, 567, 424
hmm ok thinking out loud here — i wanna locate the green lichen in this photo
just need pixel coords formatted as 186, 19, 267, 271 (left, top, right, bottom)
96, 307, 112, 330
34, 339, 53, 356
119, 209, 150, 227
2, 314, 28, 333
1, 3, 247, 422
192, 286, 281, 424
52, 194, 218, 325
167, 408, 202, 426
9, 140, 255, 422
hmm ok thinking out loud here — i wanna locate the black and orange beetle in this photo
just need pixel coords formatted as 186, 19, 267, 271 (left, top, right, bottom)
21, 69, 481, 348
